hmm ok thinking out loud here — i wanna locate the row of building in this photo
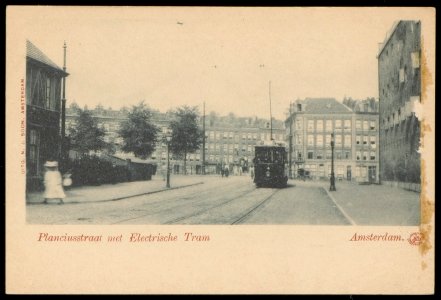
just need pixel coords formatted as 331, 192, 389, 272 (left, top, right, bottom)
25, 20, 422, 190
65, 105, 285, 175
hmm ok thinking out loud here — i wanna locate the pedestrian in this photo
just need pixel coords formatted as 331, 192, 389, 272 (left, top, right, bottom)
43, 161, 66, 204
62, 170, 73, 190
221, 166, 224, 178
224, 164, 229, 178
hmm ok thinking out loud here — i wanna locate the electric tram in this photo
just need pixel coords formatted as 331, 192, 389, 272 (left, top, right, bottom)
253, 141, 288, 188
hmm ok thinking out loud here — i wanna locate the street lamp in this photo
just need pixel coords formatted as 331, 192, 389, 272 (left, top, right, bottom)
166, 132, 172, 188
330, 132, 336, 191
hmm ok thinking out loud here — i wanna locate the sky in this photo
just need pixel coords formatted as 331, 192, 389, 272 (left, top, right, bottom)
14, 6, 431, 120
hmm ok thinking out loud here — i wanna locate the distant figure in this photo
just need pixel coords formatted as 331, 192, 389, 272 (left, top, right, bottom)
250, 166, 255, 179
224, 165, 230, 178
221, 166, 224, 177
62, 171, 73, 189
43, 161, 65, 204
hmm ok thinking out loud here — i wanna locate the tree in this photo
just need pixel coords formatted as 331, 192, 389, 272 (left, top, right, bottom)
118, 102, 160, 159
169, 106, 204, 174
68, 108, 107, 155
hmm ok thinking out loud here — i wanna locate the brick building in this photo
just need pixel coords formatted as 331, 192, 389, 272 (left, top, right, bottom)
285, 98, 379, 183
26, 40, 69, 191
377, 21, 421, 183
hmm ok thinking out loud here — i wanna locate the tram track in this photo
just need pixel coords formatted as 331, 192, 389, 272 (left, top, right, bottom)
163, 187, 258, 224
231, 188, 281, 224
166, 187, 282, 225
111, 181, 256, 225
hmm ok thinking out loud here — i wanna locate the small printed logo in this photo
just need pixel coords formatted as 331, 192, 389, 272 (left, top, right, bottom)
408, 232, 423, 246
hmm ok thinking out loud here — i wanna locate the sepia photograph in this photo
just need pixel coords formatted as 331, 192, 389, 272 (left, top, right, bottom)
6, 6, 435, 294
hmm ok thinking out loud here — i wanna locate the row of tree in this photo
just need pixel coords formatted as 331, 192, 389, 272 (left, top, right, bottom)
68, 102, 203, 174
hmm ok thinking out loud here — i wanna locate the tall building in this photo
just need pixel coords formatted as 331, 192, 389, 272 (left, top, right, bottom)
26, 40, 69, 191
285, 98, 379, 183
377, 21, 421, 183
66, 104, 284, 175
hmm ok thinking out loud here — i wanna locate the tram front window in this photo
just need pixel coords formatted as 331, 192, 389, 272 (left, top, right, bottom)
255, 148, 285, 164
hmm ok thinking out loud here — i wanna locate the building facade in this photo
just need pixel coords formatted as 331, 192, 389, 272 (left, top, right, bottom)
377, 21, 421, 183
66, 104, 284, 175
286, 98, 379, 183
26, 40, 69, 191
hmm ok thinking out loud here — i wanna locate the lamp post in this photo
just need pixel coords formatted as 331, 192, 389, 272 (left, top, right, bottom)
330, 133, 336, 191
166, 133, 172, 188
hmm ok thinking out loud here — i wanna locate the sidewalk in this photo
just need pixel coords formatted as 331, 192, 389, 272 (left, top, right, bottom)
26, 175, 207, 205
305, 180, 421, 226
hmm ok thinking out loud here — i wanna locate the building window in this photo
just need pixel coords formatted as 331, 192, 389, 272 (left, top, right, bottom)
223, 132, 228, 138
399, 68, 405, 83
45, 77, 51, 109
326, 150, 331, 159
29, 129, 40, 174
335, 120, 342, 130
344, 120, 351, 131
316, 120, 323, 132
335, 134, 342, 146
344, 135, 351, 148
411, 51, 420, 68
336, 151, 342, 160
370, 121, 376, 130
307, 120, 314, 132
307, 151, 314, 159
370, 136, 376, 148
356, 120, 362, 130
247, 133, 252, 139
325, 134, 331, 147
209, 131, 215, 139
247, 145, 252, 152
363, 136, 368, 145
363, 151, 368, 161
316, 135, 323, 147
316, 150, 323, 159
363, 121, 369, 131
296, 119, 302, 130
344, 151, 351, 159
370, 152, 376, 160
356, 151, 361, 161
325, 120, 333, 132
307, 135, 314, 146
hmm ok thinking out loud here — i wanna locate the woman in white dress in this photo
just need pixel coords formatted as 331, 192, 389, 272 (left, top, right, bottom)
43, 161, 66, 204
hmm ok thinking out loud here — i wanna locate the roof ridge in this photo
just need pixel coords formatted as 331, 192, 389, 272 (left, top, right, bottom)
26, 40, 64, 71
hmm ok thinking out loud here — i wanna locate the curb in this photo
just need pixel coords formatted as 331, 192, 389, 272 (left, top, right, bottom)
322, 187, 357, 226
27, 181, 205, 205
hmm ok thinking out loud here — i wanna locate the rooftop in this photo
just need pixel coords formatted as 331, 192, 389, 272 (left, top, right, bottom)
301, 98, 353, 114
26, 40, 67, 74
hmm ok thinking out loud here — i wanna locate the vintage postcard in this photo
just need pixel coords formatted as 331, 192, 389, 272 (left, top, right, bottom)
6, 6, 435, 294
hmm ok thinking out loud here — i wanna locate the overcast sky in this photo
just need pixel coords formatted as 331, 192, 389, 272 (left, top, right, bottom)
15, 7, 430, 120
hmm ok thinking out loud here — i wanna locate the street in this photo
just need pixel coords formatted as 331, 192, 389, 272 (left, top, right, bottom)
27, 176, 420, 225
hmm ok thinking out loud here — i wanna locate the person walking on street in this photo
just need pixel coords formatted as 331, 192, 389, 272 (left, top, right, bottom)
43, 161, 66, 204
224, 164, 230, 178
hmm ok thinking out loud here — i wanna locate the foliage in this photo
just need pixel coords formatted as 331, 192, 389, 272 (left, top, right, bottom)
68, 108, 107, 154
118, 102, 160, 159
169, 106, 204, 174
67, 155, 130, 186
